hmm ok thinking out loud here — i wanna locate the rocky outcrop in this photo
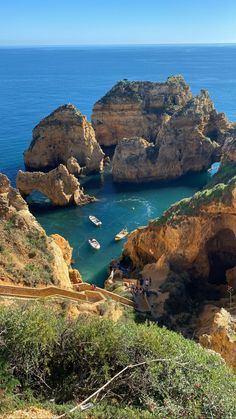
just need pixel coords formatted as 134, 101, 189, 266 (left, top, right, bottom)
66, 156, 81, 177
50, 234, 83, 285
112, 90, 231, 182
69, 268, 83, 284
221, 133, 236, 165
51, 234, 73, 266
198, 306, 236, 373
24, 104, 104, 174
92, 75, 192, 146
16, 165, 95, 206
117, 142, 236, 335
0, 173, 76, 288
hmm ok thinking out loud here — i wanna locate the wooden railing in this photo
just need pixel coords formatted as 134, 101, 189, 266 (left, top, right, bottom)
0, 283, 134, 307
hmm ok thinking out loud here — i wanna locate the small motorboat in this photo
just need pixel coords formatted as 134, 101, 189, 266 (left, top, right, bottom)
88, 238, 101, 250
89, 215, 102, 226
115, 228, 128, 241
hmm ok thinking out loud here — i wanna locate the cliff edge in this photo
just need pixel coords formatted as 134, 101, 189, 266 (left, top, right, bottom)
0, 173, 79, 288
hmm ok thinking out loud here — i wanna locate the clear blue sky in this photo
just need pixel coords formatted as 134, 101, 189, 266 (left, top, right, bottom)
1, 0, 236, 46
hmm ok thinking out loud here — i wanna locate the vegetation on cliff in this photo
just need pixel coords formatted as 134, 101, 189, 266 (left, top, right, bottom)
150, 161, 236, 226
0, 173, 73, 288
98, 76, 189, 106
1, 301, 236, 418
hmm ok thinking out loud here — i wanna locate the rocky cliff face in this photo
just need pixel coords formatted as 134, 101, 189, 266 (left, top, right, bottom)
0, 173, 78, 288
92, 75, 192, 146
112, 90, 231, 182
198, 306, 236, 373
24, 104, 104, 174
16, 165, 95, 206
119, 141, 236, 344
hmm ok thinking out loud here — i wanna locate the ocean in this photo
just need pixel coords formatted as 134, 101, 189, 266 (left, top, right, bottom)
0, 45, 235, 285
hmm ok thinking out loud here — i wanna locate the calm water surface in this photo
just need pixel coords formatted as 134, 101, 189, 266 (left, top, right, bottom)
0, 45, 235, 284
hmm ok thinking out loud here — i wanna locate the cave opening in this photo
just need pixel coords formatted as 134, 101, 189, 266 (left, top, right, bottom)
205, 228, 236, 286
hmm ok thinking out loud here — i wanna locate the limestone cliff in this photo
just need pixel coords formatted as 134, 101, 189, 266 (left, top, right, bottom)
16, 165, 95, 206
112, 90, 230, 182
118, 141, 236, 340
24, 104, 104, 173
92, 75, 192, 146
0, 173, 77, 288
198, 306, 236, 373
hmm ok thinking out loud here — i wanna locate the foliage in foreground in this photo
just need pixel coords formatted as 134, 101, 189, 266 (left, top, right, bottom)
0, 301, 236, 418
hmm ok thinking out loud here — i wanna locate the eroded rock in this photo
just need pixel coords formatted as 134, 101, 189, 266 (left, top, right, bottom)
116, 141, 236, 336
51, 234, 73, 266
66, 156, 81, 177
198, 307, 236, 373
92, 75, 192, 145
0, 173, 75, 288
24, 104, 104, 174
112, 90, 231, 182
16, 165, 95, 206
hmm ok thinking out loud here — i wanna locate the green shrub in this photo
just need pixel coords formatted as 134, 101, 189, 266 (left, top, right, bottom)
4, 214, 17, 232
27, 231, 47, 252
0, 301, 236, 417
21, 263, 53, 286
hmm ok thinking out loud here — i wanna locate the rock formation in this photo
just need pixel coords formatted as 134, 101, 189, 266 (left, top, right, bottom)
116, 140, 236, 343
92, 75, 192, 145
24, 104, 104, 174
221, 131, 236, 165
50, 233, 83, 285
50, 234, 73, 266
198, 306, 236, 373
112, 90, 231, 182
0, 173, 76, 288
66, 156, 81, 177
16, 164, 95, 206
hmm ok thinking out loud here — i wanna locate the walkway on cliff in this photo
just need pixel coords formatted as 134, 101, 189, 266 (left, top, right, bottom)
0, 283, 134, 307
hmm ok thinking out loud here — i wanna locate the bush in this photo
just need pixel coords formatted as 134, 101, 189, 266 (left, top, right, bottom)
0, 301, 236, 417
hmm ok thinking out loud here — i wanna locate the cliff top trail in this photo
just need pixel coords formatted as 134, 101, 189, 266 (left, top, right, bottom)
0, 283, 134, 307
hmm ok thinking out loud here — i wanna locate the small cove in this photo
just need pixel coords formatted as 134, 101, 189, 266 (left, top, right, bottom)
0, 45, 234, 286
31, 167, 212, 286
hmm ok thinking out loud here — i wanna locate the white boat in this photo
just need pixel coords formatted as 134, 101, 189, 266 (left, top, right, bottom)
88, 238, 101, 250
89, 215, 102, 226
115, 228, 128, 241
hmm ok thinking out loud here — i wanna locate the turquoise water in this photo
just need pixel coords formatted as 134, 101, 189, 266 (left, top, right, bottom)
33, 169, 209, 286
0, 45, 235, 285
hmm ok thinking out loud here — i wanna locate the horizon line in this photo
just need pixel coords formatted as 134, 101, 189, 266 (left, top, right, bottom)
1, 42, 236, 48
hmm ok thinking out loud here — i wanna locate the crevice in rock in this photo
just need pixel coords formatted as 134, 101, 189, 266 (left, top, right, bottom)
206, 228, 236, 286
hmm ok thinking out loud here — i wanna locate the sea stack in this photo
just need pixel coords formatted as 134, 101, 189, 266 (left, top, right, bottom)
92, 75, 193, 146
112, 86, 231, 182
24, 104, 104, 174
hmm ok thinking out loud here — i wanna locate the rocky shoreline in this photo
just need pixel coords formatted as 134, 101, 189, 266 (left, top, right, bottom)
110, 135, 236, 370
1, 74, 236, 372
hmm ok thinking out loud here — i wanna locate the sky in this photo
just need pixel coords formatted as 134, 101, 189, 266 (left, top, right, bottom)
1, 0, 236, 46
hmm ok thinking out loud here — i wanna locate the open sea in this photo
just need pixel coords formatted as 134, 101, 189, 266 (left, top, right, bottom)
0, 45, 235, 285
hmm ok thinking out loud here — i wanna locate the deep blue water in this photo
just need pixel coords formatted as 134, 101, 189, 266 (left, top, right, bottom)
0, 45, 235, 285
